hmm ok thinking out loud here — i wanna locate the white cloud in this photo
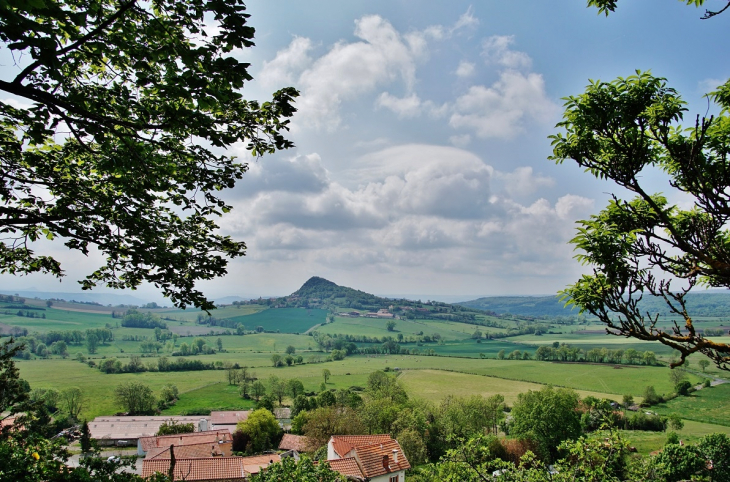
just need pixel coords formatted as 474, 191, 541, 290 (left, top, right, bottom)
259, 36, 314, 88
452, 6, 479, 32
495, 167, 555, 198
375, 92, 448, 119
221, 144, 594, 287
449, 134, 471, 147
455, 61, 476, 78
449, 70, 558, 139
280, 15, 426, 131
481, 35, 532, 70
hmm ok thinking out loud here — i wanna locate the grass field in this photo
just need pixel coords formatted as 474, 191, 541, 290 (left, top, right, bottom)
396, 369, 625, 405
652, 383, 730, 426
161, 382, 256, 415
316, 315, 497, 341
618, 420, 730, 455
17, 349, 705, 420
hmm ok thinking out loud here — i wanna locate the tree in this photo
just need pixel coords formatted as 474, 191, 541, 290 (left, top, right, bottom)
235, 408, 281, 454
322, 368, 331, 385
85, 334, 99, 355
386, 320, 397, 331
114, 381, 156, 415
216, 338, 223, 352
271, 354, 282, 367
699, 359, 710, 372
287, 379, 305, 399
509, 386, 581, 461
251, 380, 266, 402
285, 345, 296, 355
59, 387, 84, 420
268, 376, 287, 406
156, 419, 194, 436
303, 406, 366, 448
551, 71, 730, 369
0, 0, 297, 310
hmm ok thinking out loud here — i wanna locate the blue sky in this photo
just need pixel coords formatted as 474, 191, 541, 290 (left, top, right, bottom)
1, 1, 728, 303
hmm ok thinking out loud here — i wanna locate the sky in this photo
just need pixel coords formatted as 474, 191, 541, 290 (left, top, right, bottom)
1, 1, 729, 303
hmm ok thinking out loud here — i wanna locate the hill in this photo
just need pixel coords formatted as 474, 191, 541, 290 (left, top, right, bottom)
459, 291, 730, 318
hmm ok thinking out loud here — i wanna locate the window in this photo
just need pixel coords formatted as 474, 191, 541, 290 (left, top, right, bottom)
389, 476, 399, 482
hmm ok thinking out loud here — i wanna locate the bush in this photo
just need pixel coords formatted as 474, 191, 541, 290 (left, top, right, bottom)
675, 380, 692, 396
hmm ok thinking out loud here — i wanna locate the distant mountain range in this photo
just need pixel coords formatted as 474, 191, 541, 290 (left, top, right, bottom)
459, 291, 730, 318
0, 290, 250, 308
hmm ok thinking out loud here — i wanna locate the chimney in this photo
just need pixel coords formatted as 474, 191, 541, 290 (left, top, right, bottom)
382, 455, 388, 469
392, 449, 398, 464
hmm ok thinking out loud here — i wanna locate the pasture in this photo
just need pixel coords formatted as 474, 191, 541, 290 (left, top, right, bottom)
225, 308, 327, 334
652, 383, 730, 426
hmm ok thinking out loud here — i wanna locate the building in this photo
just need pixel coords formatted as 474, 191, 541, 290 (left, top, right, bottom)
141, 455, 281, 482
209, 410, 250, 433
326, 435, 410, 482
89, 416, 206, 447
138, 430, 233, 457
278, 434, 313, 453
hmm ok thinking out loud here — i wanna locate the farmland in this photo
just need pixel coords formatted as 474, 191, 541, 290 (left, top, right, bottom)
4, 285, 729, 446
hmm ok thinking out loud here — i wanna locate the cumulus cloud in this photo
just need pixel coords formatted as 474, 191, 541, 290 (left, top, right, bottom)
222, 144, 594, 287
495, 167, 555, 198
271, 15, 427, 131
455, 61, 476, 78
481, 35, 532, 70
449, 70, 557, 138
259, 36, 314, 88
375, 92, 448, 119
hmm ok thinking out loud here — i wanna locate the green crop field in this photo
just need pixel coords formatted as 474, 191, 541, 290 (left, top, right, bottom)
316, 315, 490, 340
225, 308, 327, 334
617, 420, 730, 455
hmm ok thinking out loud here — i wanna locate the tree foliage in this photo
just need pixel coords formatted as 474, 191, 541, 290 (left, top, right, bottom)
0, 0, 298, 309
587, 0, 730, 20
235, 408, 281, 454
113, 381, 156, 415
551, 71, 730, 369
508, 386, 581, 460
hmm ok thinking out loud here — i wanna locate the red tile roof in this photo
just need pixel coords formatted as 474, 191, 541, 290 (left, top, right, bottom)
141, 455, 280, 481
354, 439, 410, 478
326, 458, 365, 480
139, 430, 232, 452
278, 434, 313, 452
330, 435, 393, 458
145, 442, 226, 460
142, 458, 247, 481
239, 454, 281, 475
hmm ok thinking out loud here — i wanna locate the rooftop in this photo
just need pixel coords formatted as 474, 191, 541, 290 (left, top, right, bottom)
139, 430, 232, 452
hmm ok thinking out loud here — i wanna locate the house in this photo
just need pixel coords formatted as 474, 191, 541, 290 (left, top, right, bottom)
210, 410, 250, 433
145, 441, 229, 460
273, 407, 291, 430
278, 434, 313, 453
141, 455, 281, 481
137, 429, 233, 457
326, 435, 410, 482
89, 416, 206, 447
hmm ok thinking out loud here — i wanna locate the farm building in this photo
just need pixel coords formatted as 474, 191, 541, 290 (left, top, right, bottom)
209, 410, 250, 433
89, 416, 206, 447
141, 455, 281, 481
138, 429, 233, 457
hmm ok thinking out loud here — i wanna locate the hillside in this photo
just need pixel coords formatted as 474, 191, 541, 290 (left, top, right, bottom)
460, 291, 730, 318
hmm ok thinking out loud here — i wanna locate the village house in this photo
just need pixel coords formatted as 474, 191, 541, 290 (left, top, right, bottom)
326, 435, 410, 482
278, 433, 313, 453
137, 429, 233, 457
141, 454, 281, 482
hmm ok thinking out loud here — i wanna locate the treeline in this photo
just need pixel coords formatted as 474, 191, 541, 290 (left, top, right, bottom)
10, 328, 115, 359
120, 309, 167, 329
96, 355, 219, 374
196, 313, 246, 332
533, 344, 659, 366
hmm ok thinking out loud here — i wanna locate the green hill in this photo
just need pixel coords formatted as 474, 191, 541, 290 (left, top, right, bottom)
459, 291, 730, 318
